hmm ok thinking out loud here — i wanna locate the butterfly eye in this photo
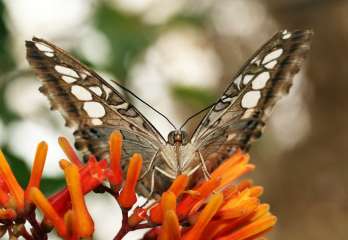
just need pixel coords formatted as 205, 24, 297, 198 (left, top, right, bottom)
167, 131, 189, 145
181, 131, 189, 145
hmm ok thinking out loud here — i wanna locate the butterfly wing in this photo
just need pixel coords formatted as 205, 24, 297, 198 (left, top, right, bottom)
25, 38, 166, 174
190, 30, 312, 171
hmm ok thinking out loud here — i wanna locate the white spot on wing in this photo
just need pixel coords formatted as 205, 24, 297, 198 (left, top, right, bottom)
243, 74, 254, 84
83, 102, 106, 118
35, 43, 54, 52
116, 102, 128, 109
91, 119, 103, 125
89, 87, 103, 96
234, 75, 242, 89
71, 85, 92, 101
262, 49, 283, 64
55, 65, 79, 78
283, 33, 291, 39
241, 108, 255, 119
252, 72, 270, 90
282, 30, 292, 39
241, 90, 261, 108
80, 72, 88, 79
102, 85, 112, 98
44, 52, 54, 57
251, 57, 258, 63
264, 60, 277, 69
226, 133, 236, 141
62, 76, 77, 83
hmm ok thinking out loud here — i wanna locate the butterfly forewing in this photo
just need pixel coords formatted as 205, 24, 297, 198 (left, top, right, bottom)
190, 30, 312, 172
25, 38, 166, 195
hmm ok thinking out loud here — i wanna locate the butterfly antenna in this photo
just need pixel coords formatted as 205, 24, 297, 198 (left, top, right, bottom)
113, 81, 177, 129
179, 101, 220, 130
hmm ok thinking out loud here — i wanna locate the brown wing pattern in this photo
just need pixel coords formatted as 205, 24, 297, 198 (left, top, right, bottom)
191, 30, 313, 171
25, 38, 165, 165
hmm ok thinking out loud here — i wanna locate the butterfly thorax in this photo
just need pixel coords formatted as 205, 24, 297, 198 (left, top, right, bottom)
154, 130, 199, 179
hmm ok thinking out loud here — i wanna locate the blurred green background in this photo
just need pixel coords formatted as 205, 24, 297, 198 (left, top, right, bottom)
0, 0, 347, 239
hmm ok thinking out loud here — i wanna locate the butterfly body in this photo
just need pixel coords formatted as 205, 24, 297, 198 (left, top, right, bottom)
26, 30, 312, 198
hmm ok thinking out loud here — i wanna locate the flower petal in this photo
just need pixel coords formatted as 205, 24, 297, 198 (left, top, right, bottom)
64, 163, 94, 237
109, 131, 123, 186
168, 175, 188, 196
216, 215, 277, 240
58, 137, 83, 167
30, 187, 67, 237
159, 210, 181, 240
0, 150, 24, 211
118, 154, 142, 209
182, 193, 224, 240
25, 141, 48, 203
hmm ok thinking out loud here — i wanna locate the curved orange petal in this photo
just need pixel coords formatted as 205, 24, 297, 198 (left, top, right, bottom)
25, 141, 48, 203
0, 150, 24, 211
118, 154, 142, 209
177, 177, 221, 219
211, 150, 248, 178
30, 187, 67, 237
182, 193, 224, 240
168, 175, 188, 196
150, 191, 178, 224
218, 197, 259, 220
64, 163, 94, 237
109, 131, 123, 186
58, 137, 82, 167
159, 210, 181, 240
216, 215, 277, 240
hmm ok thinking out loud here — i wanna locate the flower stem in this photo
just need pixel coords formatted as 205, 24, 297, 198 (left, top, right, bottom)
114, 209, 129, 240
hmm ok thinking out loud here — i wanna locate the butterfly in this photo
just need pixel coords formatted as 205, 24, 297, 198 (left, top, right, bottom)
26, 29, 312, 198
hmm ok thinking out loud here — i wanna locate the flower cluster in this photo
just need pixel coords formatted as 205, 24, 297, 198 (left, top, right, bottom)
0, 131, 276, 239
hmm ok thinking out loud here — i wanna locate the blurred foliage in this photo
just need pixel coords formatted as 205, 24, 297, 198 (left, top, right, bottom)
94, 3, 158, 81
0, 1, 15, 71
0, 1, 19, 125
0, 1, 27, 193
171, 84, 217, 109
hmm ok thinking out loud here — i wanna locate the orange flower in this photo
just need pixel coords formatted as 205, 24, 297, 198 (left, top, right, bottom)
145, 150, 277, 240
0, 130, 276, 240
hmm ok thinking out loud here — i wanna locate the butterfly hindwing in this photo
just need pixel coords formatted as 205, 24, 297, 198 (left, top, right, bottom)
191, 30, 312, 171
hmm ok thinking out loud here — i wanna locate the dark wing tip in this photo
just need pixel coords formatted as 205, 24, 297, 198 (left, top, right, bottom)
25, 40, 34, 48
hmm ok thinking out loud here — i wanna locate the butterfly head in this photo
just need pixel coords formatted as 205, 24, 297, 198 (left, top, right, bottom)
167, 130, 189, 145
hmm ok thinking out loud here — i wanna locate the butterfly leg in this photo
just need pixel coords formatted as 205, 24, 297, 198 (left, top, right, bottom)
141, 166, 176, 206
198, 151, 211, 180
140, 169, 157, 206
139, 150, 160, 180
